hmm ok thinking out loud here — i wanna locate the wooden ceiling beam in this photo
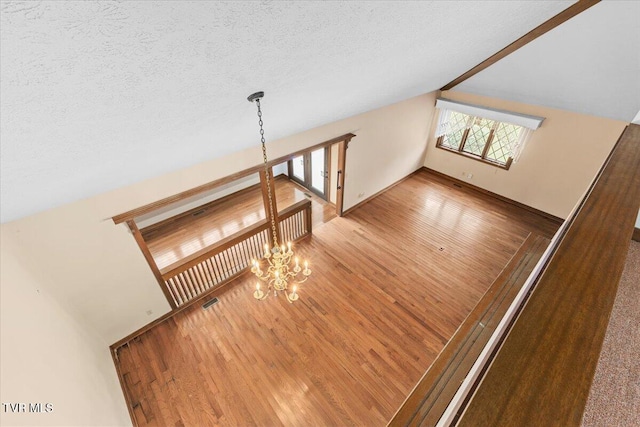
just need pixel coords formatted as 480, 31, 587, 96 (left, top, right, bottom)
440, 0, 601, 91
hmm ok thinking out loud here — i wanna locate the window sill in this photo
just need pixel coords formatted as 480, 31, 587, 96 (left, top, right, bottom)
436, 145, 512, 170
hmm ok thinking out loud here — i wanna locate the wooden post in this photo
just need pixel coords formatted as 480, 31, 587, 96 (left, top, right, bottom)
335, 137, 351, 216
259, 167, 281, 247
126, 220, 177, 309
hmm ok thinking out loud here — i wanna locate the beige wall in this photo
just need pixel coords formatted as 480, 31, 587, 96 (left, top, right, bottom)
0, 92, 434, 424
1, 91, 436, 344
0, 232, 130, 426
424, 90, 628, 219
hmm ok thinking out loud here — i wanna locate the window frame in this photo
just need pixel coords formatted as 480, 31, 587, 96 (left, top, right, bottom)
435, 113, 516, 170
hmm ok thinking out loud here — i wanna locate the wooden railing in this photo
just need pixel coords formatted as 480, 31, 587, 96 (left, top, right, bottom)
441, 124, 640, 426
279, 198, 312, 243
160, 199, 312, 307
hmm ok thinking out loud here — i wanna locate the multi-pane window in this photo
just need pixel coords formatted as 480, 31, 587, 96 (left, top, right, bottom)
436, 111, 523, 169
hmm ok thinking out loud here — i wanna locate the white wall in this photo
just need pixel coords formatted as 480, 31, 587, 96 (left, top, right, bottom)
636, 210, 640, 229
273, 161, 288, 177
0, 232, 130, 427
424, 91, 628, 218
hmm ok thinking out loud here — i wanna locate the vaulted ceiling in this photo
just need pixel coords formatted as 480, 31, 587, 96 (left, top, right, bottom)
1, 1, 637, 223
457, 0, 640, 123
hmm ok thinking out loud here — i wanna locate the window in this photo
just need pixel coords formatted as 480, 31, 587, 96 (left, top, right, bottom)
436, 110, 523, 169
433, 98, 544, 171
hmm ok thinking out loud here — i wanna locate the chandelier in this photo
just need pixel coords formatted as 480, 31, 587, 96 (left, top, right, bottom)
247, 91, 311, 303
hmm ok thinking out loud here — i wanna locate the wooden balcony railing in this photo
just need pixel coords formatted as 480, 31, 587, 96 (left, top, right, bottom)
390, 124, 640, 426
159, 199, 312, 307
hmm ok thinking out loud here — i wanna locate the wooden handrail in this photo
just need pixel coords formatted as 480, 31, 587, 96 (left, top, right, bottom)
388, 233, 551, 426
447, 124, 640, 426
160, 199, 312, 279
160, 220, 269, 278
278, 199, 311, 221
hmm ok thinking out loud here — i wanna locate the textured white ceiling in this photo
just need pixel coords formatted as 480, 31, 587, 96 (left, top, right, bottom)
0, 1, 571, 223
456, 0, 640, 122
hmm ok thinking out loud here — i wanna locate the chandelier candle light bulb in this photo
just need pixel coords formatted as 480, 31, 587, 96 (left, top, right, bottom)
247, 91, 312, 303
254, 282, 264, 299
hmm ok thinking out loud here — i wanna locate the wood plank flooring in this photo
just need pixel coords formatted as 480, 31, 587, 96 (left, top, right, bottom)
389, 233, 551, 426
143, 176, 336, 270
116, 169, 559, 426
456, 125, 640, 427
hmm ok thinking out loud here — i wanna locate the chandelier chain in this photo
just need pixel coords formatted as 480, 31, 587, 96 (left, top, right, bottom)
255, 99, 279, 247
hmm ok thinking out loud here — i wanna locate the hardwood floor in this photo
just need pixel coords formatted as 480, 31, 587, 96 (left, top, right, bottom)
116, 169, 559, 426
388, 233, 551, 426
142, 176, 336, 270
456, 124, 640, 427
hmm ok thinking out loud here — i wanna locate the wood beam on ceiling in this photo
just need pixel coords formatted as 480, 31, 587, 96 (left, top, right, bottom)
440, 0, 601, 91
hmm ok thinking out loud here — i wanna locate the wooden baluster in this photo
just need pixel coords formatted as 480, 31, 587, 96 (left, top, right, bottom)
213, 254, 225, 283
174, 276, 187, 304
191, 265, 204, 293
195, 264, 208, 290
177, 273, 192, 300
166, 279, 181, 306
186, 270, 199, 298
202, 260, 214, 288
230, 245, 240, 274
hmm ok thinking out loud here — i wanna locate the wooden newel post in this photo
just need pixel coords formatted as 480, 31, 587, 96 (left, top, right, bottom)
259, 167, 281, 247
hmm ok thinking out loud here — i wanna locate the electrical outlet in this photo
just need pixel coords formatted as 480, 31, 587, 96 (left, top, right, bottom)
358, 192, 365, 198
146, 310, 153, 316
467, 173, 473, 179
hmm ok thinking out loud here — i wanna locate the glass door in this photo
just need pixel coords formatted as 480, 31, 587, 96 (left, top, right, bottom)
288, 147, 328, 200
291, 155, 305, 182
310, 148, 327, 196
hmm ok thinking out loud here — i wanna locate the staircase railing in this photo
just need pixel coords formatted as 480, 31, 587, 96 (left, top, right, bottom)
159, 199, 312, 307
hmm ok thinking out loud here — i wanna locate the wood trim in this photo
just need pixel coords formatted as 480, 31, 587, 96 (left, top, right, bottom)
126, 220, 177, 309
259, 167, 281, 246
140, 179, 263, 238
336, 139, 348, 216
440, 0, 601, 90
111, 268, 253, 351
479, 128, 496, 159
436, 144, 513, 170
457, 128, 471, 153
388, 233, 549, 426
278, 199, 311, 222
342, 168, 426, 216
456, 124, 640, 426
112, 133, 355, 224
633, 227, 640, 242
436, 124, 512, 170
159, 220, 270, 277
325, 143, 332, 203
111, 346, 137, 426
287, 148, 330, 201
423, 167, 564, 225
111, 200, 313, 351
